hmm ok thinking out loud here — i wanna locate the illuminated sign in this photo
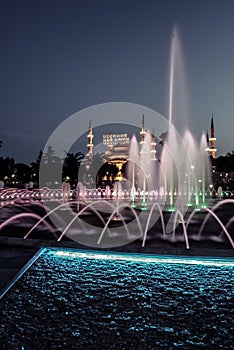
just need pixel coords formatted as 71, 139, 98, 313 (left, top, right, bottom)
103, 133, 129, 146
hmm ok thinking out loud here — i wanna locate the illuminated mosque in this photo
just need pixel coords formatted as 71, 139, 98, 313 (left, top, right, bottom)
85, 115, 216, 186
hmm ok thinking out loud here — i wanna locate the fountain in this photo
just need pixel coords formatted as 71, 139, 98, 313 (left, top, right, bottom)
0, 25, 234, 350
62, 181, 71, 203
127, 134, 139, 208
0, 26, 233, 253
0, 176, 234, 250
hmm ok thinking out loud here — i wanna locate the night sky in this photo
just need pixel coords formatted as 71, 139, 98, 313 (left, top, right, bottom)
1, 0, 234, 164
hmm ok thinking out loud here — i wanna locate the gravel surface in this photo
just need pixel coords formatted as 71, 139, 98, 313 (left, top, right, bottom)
0, 249, 233, 349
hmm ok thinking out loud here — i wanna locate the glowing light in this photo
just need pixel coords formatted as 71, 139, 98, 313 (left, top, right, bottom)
51, 250, 234, 267
168, 207, 175, 212
141, 203, 147, 210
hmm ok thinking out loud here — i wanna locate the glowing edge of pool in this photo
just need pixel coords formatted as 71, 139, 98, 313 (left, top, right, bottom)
51, 249, 234, 267
0, 248, 233, 300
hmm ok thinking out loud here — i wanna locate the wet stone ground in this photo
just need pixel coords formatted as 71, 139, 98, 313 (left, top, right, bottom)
0, 250, 233, 349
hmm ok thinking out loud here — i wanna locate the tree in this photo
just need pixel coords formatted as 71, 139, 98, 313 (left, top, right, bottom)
41, 146, 61, 165
30, 150, 43, 186
79, 153, 107, 187
0, 157, 15, 183
39, 146, 63, 187
214, 151, 234, 172
62, 151, 84, 187
15, 163, 31, 186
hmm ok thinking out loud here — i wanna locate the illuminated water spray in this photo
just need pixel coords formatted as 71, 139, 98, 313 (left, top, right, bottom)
128, 135, 139, 208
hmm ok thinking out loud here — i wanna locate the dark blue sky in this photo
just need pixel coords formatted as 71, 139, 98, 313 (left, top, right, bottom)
1, 0, 234, 163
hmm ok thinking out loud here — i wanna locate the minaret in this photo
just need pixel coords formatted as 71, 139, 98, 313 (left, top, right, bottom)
151, 129, 157, 160
140, 114, 146, 146
87, 118, 94, 158
209, 114, 217, 158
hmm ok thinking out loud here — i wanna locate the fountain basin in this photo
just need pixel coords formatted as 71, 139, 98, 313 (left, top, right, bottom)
0, 248, 233, 349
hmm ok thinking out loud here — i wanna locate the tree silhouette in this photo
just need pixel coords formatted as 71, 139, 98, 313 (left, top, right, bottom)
30, 150, 43, 186
214, 151, 234, 172
79, 153, 107, 187
39, 146, 62, 187
62, 151, 84, 187
15, 163, 31, 185
0, 157, 15, 184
